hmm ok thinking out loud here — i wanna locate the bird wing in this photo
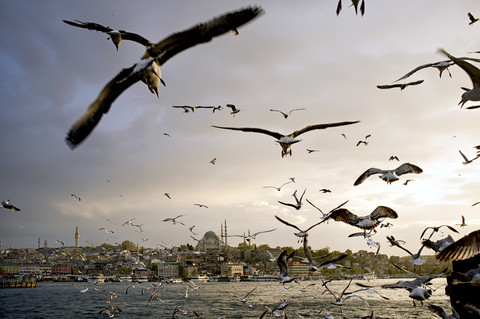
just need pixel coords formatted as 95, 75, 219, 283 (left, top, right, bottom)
63, 20, 153, 47
369, 206, 398, 220
459, 150, 470, 162
65, 60, 155, 148
377, 83, 402, 89
353, 167, 385, 185
289, 121, 360, 139
305, 198, 326, 216
277, 250, 289, 276
212, 126, 284, 140
275, 215, 302, 232
439, 49, 480, 89
394, 61, 450, 82
436, 229, 480, 261
427, 305, 449, 319
419, 227, 433, 240
328, 208, 360, 225
318, 253, 348, 267
143, 6, 264, 65
406, 80, 425, 86
303, 236, 315, 265
288, 108, 306, 113
394, 163, 423, 176
65, 7, 263, 149
277, 200, 299, 209
252, 229, 276, 236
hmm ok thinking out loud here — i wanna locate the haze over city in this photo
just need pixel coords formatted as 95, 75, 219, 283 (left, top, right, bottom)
0, 0, 479, 256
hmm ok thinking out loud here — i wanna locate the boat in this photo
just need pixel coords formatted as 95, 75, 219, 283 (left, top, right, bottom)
88, 274, 105, 283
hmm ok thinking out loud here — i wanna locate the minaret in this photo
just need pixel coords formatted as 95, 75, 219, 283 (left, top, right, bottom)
38, 237, 41, 249
224, 220, 228, 248
75, 225, 80, 248
44, 239, 47, 248
221, 223, 224, 244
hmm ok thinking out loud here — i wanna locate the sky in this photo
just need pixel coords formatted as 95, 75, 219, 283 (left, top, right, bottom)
0, 0, 479, 257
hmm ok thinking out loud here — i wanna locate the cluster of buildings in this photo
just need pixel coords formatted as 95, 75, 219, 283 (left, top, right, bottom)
0, 224, 448, 282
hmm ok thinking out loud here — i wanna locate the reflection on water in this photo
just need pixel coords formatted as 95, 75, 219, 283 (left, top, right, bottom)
0, 278, 450, 318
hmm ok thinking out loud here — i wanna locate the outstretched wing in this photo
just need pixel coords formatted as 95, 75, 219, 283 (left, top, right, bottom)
394, 163, 423, 176
394, 61, 450, 82
369, 206, 398, 220
290, 121, 360, 139
212, 125, 284, 140
353, 168, 385, 186
63, 20, 153, 47
438, 48, 480, 89
328, 208, 360, 226
144, 6, 264, 65
436, 229, 480, 261
275, 215, 302, 232
252, 228, 276, 236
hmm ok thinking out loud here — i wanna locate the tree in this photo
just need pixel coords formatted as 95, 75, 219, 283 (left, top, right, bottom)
151, 264, 158, 273
121, 240, 136, 251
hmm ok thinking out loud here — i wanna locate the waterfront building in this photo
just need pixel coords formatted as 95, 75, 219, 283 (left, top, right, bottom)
287, 261, 309, 279
51, 264, 72, 275
220, 263, 244, 279
157, 261, 181, 279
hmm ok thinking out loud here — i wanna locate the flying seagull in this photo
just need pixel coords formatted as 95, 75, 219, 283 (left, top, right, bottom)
459, 149, 478, 165
262, 180, 293, 191
336, 0, 365, 16
436, 229, 480, 261
70, 194, 81, 201
438, 48, 480, 107
422, 235, 455, 253
387, 235, 426, 265
269, 108, 306, 119
63, 20, 153, 50
1, 200, 21, 212
277, 250, 297, 284
278, 189, 306, 210
419, 224, 458, 240
64, 7, 264, 149
456, 215, 467, 227
326, 205, 398, 233
226, 104, 240, 116
227, 228, 276, 244
162, 215, 185, 226
212, 121, 360, 157
468, 12, 479, 25
377, 80, 424, 90
354, 162, 423, 185
394, 60, 454, 82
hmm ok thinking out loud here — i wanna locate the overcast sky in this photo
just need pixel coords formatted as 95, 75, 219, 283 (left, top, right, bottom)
0, 1, 479, 257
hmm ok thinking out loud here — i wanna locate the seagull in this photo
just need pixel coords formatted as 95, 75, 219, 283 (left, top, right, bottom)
209, 158, 216, 165
386, 235, 426, 265
278, 189, 306, 210
122, 218, 135, 226
71, 194, 81, 201
269, 108, 306, 119
419, 224, 458, 240
403, 179, 414, 186
262, 180, 293, 191
306, 149, 320, 153
394, 60, 454, 82
436, 229, 480, 261
468, 12, 479, 25
326, 205, 398, 232
377, 80, 424, 90
1, 200, 21, 212
336, 0, 365, 16
459, 149, 478, 165
389, 155, 399, 161
226, 104, 241, 116
356, 134, 371, 146
212, 121, 360, 157
438, 49, 480, 107
232, 287, 256, 304
319, 188, 332, 193
277, 250, 297, 284
354, 162, 423, 185
303, 236, 347, 272
64, 7, 264, 149
162, 215, 185, 226
427, 304, 460, 319
172, 105, 197, 113
98, 227, 115, 234
164, 193, 171, 199
456, 215, 467, 227
56, 240, 65, 246
422, 235, 455, 253
62, 20, 153, 50
227, 228, 276, 244
380, 222, 393, 228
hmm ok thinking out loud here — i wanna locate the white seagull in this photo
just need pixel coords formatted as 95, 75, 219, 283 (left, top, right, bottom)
212, 121, 360, 157
326, 205, 398, 232
64, 7, 264, 149
162, 215, 185, 226
354, 162, 423, 185
436, 229, 480, 262
278, 189, 306, 210
269, 108, 306, 119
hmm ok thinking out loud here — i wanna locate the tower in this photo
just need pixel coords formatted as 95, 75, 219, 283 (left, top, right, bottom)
44, 239, 47, 248
38, 237, 40, 249
224, 219, 228, 248
221, 223, 224, 243
75, 225, 80, 248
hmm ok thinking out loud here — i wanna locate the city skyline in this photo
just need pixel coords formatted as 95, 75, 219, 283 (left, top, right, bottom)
0, 1, 479, 257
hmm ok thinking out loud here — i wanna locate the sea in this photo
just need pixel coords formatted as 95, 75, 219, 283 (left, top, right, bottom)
0, 278, 450, 318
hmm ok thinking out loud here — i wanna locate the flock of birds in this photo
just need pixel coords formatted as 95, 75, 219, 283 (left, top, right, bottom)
3, 2, 480, 319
